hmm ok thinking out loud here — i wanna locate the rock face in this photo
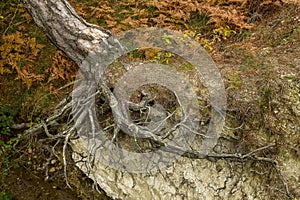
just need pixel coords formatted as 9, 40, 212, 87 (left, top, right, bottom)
71, 138, 233, 200
72, 142, 298, 200
71, 137, 293, 200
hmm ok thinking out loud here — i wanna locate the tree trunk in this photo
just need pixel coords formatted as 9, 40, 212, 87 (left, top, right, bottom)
22, 0, 116, 65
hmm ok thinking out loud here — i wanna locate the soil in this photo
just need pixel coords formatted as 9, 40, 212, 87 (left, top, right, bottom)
1, 167, 79, 200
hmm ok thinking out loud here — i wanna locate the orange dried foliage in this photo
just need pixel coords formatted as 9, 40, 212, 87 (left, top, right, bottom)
0, 32, 45, 88
69, 0, 283, 32
202, 4, 252, 29
46, 50, 78, 92
243, 0, 283, 15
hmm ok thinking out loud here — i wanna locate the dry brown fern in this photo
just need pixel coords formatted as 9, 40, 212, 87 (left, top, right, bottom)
0, 32, 45, 88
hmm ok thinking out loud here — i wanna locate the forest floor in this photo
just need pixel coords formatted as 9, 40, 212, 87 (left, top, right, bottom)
0, 0, 299, 199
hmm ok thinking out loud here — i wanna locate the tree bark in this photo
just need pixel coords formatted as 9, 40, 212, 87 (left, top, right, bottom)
22, 0, 116, 65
